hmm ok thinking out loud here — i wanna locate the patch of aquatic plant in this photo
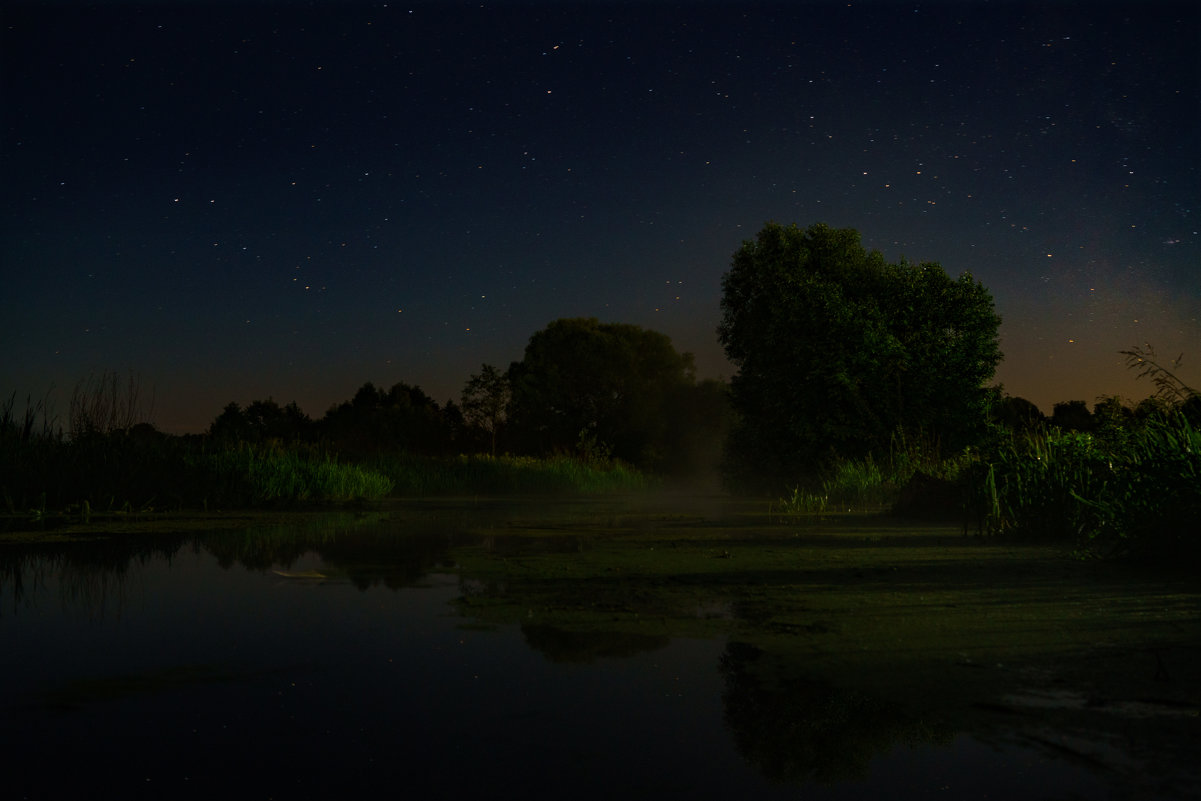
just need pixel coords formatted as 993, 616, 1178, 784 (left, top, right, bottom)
3, 430, 193, 516
779, 457, 891, 515
0, 427, 392, 520
974, 412, 1201, 559
367, 452, 652, 495
201, 446, 393, 506
778, 428, 970, 517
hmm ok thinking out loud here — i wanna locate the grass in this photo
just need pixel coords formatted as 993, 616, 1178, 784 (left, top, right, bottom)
1, 411, 649, 526
0, 430, 394, 521
974, 412, 1201, 560
777, 428, 969, 516
776, 412, 1201, 564
202, 446, 395, 506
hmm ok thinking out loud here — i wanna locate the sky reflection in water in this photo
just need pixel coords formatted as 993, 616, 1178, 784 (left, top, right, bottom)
0, 510, 1156, 799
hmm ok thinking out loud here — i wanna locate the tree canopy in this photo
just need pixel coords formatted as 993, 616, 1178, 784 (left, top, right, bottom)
718, 222, 1001, 485
507, 317, 700, 468
461, 363, 510, 457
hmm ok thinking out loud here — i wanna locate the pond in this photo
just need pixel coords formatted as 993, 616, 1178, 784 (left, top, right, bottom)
2, 495, 1198, 800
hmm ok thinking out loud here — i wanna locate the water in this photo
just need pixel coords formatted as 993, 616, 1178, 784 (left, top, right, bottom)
1, 500, 1196, 799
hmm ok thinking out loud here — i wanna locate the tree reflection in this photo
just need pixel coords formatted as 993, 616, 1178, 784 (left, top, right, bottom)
0, 536, 188, 617
719, 641, 950, 784
0, 511, 475, 614
520, 623, 669, 663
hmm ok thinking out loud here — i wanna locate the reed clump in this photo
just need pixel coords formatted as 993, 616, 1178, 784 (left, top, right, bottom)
973, 412, 1200, 560
1, 412, 394, 519
3, 390, 646, 524
776, 410, 1200, 563
778, 428, 965, 515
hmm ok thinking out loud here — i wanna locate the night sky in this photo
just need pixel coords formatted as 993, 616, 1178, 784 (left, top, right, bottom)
3, 1, 1198, 433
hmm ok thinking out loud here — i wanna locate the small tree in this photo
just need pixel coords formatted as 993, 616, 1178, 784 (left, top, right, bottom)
461, 363, 510, 457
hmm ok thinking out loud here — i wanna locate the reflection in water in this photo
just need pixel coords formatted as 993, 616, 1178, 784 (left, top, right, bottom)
1, 534, 189, 619
0, 508, 474, 615
719, 640, 950, 783
1, 500, 1197, 799
521, 623, 670, 663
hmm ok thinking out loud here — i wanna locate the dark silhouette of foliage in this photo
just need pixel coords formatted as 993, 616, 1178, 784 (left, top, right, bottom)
990, 394, 1046, 433
320, 381, 453, 456
1092, 395, 1134, 433
719, 641, 946, 784
718, 222, 1001, 488
1050, 400, 1094, 432
208, 398, 312, 444
507, 318, 701, 469
461, 363, 511, 457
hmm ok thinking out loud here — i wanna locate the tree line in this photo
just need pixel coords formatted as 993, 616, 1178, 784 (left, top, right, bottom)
206, 317, 732, 478
202, 221, 1197, 489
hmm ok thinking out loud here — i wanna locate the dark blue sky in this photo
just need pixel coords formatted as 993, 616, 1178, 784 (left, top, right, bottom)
3, 1, 1198, 432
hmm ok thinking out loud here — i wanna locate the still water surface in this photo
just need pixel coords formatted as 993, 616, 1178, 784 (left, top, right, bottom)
2, 498, 1196, 800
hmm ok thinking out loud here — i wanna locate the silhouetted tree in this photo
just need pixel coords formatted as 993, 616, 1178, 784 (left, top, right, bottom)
208, 398, 311, 443
718, 222, 1001, 487
320, 381, 451, 455
1051, 400, 1093, 432
507, 318, 697, 467
991, 394, 1045, 433
245, 398, 312, 442
461, 363, 510, 456
1092, 395, 1133, 432
1133, 396, 1172, 422
209, 401, 251, 443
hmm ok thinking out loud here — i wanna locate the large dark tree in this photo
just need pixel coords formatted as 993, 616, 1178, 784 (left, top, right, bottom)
718, 222, 1001, 485
320, 381, 451, 455
507, 318, 697, 468
207, 398, 311, 443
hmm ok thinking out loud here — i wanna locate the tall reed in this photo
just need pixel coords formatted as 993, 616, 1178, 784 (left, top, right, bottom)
972, 413, 1200, 559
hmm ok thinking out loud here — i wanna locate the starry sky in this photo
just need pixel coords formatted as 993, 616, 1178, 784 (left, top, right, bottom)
3, 0, 1198, 433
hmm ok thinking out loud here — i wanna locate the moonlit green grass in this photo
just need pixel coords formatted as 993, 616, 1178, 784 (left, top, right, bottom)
777, 457, 892, 517
3, 433, 639, 522
203, 448, 393, 505
977, 413, 1201, 559
367, 453, 652, 495
777, 415, 1201, 562
778, 433, 971, 516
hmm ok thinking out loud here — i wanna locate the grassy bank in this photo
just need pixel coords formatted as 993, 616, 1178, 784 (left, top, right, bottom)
776, 412, 1201, 562
975, 412, 1200, 559
1, 434, 395, 517
776, 429, 967, 516
1, 421, 651, 525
